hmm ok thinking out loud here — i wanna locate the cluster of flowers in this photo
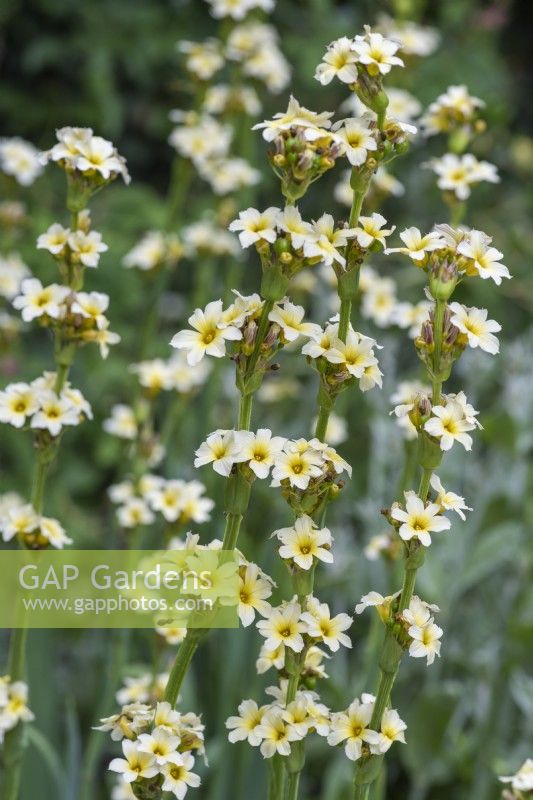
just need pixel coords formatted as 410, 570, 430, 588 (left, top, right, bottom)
394, 389, 480, 453
169, 112, 261, 196
0, 373, 91, 434
227, 683, 406, 764
420, 84, 485, 138
426, 152, 499, 201
98, 699, 204, 800
108, 475, 214, 530
230, 202, 397, 270
386, 223, 509, 285
123, 230, 185, 272
130, 354, 211, 397
12, 278, 120, 359
0, 677, 34, 743
195, 429, 350, 490
181, 13, 289, 93
0, 137, 43, 186
0, 492, 71, 549
122, 218, 239, 276
303, 319, 383, 392
171, 1, 289, 197
356, 594, 443, 666
40, 126, 130, 185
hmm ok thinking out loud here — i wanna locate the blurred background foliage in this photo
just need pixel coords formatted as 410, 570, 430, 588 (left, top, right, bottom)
1, 1, 532, 799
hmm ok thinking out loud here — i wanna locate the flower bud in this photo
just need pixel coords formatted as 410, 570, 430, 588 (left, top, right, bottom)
428, 258, 458, 300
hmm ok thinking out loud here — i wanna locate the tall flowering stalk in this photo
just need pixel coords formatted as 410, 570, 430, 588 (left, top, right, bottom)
0, 127, 127, 800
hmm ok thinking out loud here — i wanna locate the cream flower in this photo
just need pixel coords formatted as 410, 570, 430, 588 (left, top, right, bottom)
116, 499, 155, 529
237, 562, 272, 626
256, 708, 302, 758
327, 698, 375, 761
0, 137, 43, 185
237, 429, 286, 479
71, 291, 110, 330
424, 398, 477, 451
391, 491, 451, 546
354, 213, 395, 249
301, 598, 352, 652
252, 96, 334, 142
109, 740, 158, 783
430, 474, 471, 521
351, 31, 404, 75
401, 596, 439, 629
326, 330, 379, 380
256, 600, 306, 653
427, 153, 499, 200
303, 213, 358, 267
371, 709, 407, 753
1, 504, 39, 542
194, 429, 245, 477
170, 300, 242, 366
13, 278, 69, 322
274, 515, 333, 570
408, 620, 443, 665
277, 205, 315, 249
228, 206, 280, 248
457, 230, 511, 284
137, 726, 181, 766
385, 227, 446, 261
314, 37, 359, 85
0, 382, 39, 428
75, 135, 128, 181
333, 118, 377, 167
269, 301, 321, 342
226, 699, 265, 745
160, 751, 201, 798
37, 223, 70, 255
31, 391, 79, 436
271, 445, 323, 490
68, 230, 108, 268
449, 302, 501, 354
103, 404, 138, 440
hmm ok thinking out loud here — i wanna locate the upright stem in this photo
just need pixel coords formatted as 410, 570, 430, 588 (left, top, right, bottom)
246, 298, 274, 378
338, 298, 352, 342
163, 630, 205, 707
432, 299, 446, 405
238, 393, 253, 430
222, 512, 243, 550
286, 771, 301, 800
314, 404, 331, 442
268, 755, 286, 800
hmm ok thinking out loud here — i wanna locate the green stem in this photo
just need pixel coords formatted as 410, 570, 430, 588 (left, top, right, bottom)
354, 785, 370, 800
369, 667, 397, 730
268, 755, 286, 800
222, 512, 243, 550
314, 404, 331, 442
338, 298, 352, 342
286, 771, 300, 800
163, 630, 204, 707
238, 392, 253, 431
432, 300, 446, 405
31, 458, 48, 514
246, 298, 274, 378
